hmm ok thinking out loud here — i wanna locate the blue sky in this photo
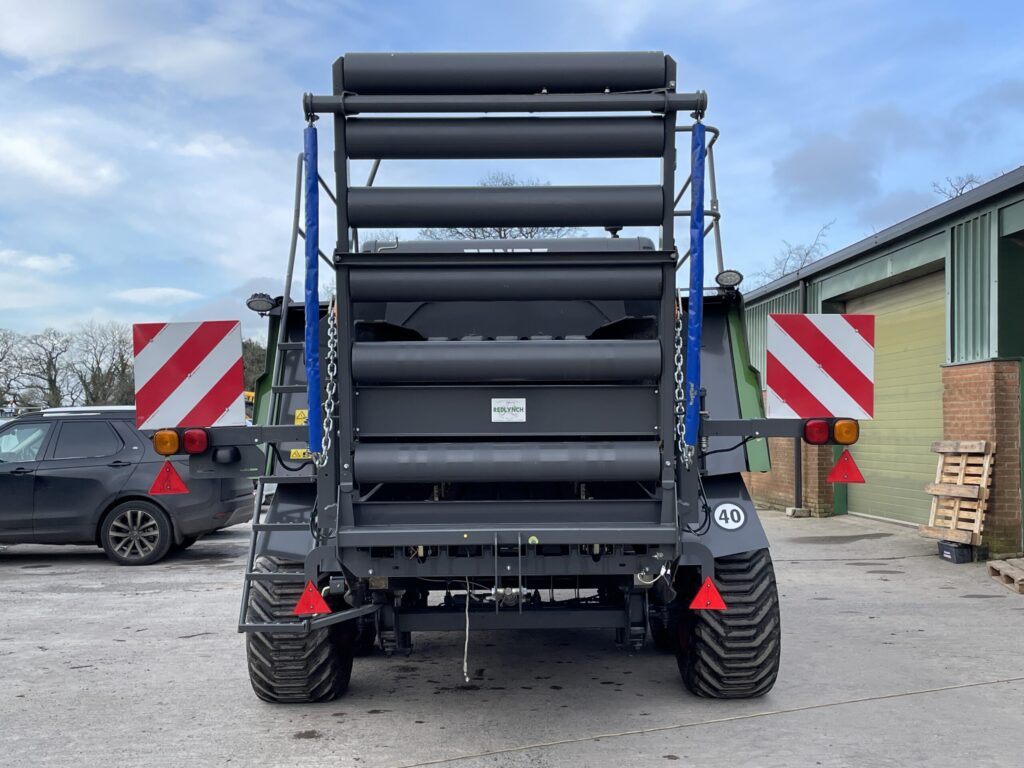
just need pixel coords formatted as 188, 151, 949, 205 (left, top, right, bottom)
1, 0, 1022, 336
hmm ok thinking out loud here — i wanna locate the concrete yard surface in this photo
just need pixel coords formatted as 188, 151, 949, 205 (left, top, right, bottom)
1, 511, 1023, 767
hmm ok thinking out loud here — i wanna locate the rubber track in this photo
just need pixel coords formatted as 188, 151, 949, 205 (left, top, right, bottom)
679, 548, 781, 698
245, 556, 353, 703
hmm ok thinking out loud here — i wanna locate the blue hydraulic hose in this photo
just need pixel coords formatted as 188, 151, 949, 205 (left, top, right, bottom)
303, 125, 322, 454
683, 123, 706, 449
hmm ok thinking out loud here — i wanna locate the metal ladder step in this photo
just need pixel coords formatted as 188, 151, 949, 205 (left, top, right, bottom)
239, 152, 331, 635
239, 621, 309, 634
262, 474, 316, 484
252, 522, 311, 532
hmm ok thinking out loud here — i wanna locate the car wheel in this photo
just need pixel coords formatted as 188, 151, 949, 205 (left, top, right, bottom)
100, 501, 173, 566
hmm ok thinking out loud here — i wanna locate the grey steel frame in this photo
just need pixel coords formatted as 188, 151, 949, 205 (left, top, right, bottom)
238, 52, 811, 637
313, 54, 685, 554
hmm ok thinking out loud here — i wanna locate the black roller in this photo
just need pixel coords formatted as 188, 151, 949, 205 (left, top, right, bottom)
349, 266, 663, 301
342, 52, 667, 95
351, 340, 662, 383
353, 441, 662, 483
347, 186, 665, 229
346, 117, 665, 159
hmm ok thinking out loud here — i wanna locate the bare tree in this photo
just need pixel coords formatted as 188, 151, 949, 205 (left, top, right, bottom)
360, 229, 399, 248
932, 174, 983, 200
19, 328, 81, 408
419, 171, 582, 241
750, 221, 834, 287
0, 328, 24, 412
72, 321, 134, 405
242, 338, 267, 392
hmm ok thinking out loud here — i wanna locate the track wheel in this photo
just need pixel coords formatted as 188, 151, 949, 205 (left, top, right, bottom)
245, 556, 356, 703
676, 548, 781, 698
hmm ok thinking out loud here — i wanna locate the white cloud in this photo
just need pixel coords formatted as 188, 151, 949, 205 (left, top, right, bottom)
169, 133, 240, 159
0, 0, 127, 64
0, 127, 121, 196
575, 0, 661, 43
174, 277, 281, 339
130, 32, 262, 98
0, 249, 76, 273
858, 189, 940, 231
111, 287, 204, 305
773, 133, 878, 207
0, 1, 289, 99
0, 271, 73, 313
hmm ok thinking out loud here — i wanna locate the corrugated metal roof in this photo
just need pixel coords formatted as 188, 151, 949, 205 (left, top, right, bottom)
746, 165, 1024, 302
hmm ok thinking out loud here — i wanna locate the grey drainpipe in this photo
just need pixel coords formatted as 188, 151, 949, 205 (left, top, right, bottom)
794, 278, 808, 510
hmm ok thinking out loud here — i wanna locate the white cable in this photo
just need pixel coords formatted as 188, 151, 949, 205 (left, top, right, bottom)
462, 576, 471, 683
419, 576, 492, 592
635, 565, 669, 586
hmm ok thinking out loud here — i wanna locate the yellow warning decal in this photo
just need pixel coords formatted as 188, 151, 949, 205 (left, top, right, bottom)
291, 411, 310, 458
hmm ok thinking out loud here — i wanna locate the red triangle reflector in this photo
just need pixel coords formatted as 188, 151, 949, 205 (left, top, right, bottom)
149, 460, 189, 495
827, 448, 865, 484
689, 577, 727, 611
293, 581, 331, 616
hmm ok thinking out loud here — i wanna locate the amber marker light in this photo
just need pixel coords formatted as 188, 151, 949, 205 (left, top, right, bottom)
833, 419, 860, 445
153, 429, 180, 456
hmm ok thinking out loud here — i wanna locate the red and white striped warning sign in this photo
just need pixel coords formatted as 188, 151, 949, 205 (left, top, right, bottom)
132, 321, 246, 430
766, 314, 874, 420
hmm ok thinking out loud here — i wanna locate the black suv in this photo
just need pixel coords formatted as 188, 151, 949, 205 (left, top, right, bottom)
0, 407, 253, 565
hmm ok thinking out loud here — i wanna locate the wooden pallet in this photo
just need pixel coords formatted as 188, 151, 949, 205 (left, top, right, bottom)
919, 440, 994, 546
987, 559, 1024, 594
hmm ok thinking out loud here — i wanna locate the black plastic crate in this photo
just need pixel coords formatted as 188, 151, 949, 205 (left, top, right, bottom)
938, 540, 973, 564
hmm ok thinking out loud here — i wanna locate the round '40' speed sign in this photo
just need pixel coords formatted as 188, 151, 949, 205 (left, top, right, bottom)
713, 503, 746, 530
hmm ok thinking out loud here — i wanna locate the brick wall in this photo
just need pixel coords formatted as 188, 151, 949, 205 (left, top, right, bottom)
942, 361, 1023, 556
743, 435, 835, 515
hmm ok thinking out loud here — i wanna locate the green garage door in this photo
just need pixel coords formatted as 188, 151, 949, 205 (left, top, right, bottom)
846, 271, 945, 524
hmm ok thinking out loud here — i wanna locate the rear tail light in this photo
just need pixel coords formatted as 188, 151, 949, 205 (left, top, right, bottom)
803, 419, 830, 445
182, 428, 209, 454
153, 430, 180, 456
833, 418, 859, 445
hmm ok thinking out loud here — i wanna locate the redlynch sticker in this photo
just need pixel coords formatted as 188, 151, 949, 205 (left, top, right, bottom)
491, 398, 526, 423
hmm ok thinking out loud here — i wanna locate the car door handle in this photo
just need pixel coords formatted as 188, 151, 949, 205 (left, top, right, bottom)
107, 460, 132, 468
11, 467, 33, 475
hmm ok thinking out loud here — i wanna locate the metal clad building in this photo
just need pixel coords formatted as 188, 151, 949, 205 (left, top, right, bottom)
743, 168, 1024, 555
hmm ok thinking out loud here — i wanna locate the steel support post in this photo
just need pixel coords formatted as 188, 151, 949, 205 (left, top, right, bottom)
331, 57, 353, 529
658, 57, 678, 526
